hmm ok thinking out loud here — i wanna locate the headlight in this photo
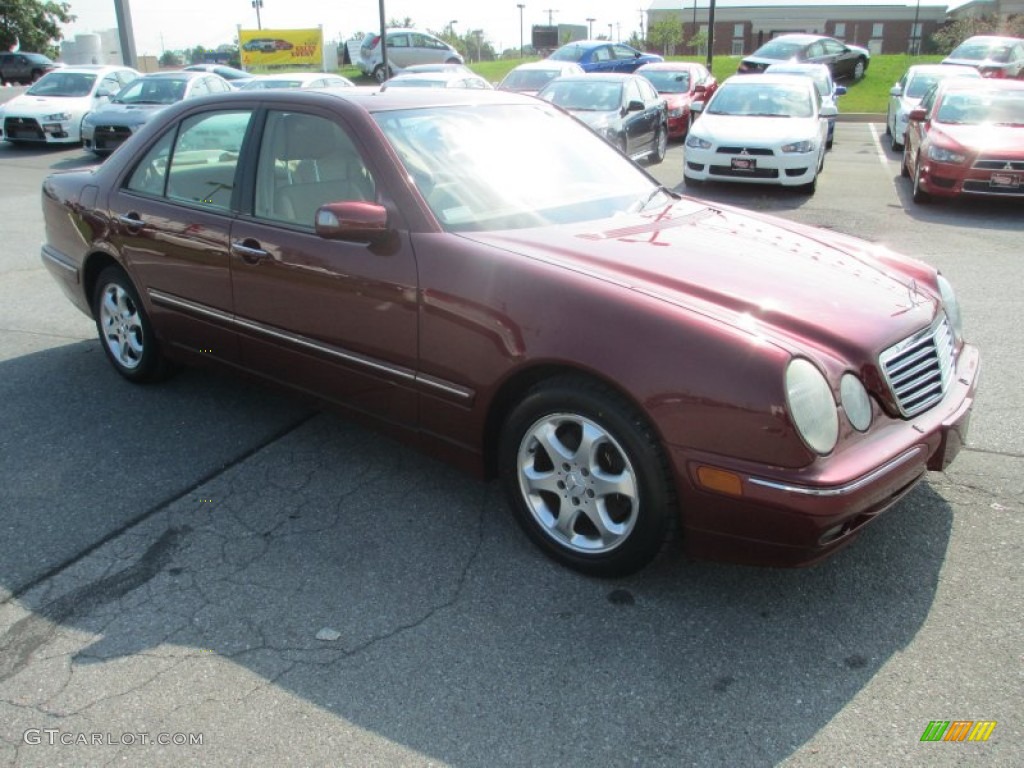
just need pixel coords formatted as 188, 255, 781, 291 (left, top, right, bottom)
927, 145, 966, 164
785, 358, 839, 455
781, 140, 814, 153
937, 274, 963, 340
685, 134, 711, 149
44, 112, 72, 121
840, 374, 872, 432
668, 107, 684, 118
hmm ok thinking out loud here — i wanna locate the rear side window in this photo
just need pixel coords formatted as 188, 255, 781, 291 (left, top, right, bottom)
125, 110, 253, 210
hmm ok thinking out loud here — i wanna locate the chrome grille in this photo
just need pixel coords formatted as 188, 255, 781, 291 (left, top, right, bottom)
880, 315, 955, 417
973, 158, 1024, 171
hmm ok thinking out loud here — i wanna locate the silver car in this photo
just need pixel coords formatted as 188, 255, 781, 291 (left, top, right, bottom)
358, 29, 464, 83
885, 64, 980, 151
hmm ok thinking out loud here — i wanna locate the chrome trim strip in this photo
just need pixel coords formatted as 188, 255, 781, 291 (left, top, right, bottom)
148, 289, 473, 400
746, 448, 923, 497
40, 245, 79, 276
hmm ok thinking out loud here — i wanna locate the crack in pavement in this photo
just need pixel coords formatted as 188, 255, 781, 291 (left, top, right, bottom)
0, 527, 189, 686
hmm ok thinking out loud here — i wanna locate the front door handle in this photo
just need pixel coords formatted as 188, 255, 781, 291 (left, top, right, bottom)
231, 239, 270, 264
117, 213, 145, 230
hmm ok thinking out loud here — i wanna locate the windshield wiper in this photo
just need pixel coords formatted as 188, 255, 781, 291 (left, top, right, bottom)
629, 185, 675, 213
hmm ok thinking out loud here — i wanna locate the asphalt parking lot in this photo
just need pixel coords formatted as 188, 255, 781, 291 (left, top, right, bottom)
0, 123, 1021, 767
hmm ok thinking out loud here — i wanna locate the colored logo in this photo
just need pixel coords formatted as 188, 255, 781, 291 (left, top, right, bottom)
920, 721, 997, 742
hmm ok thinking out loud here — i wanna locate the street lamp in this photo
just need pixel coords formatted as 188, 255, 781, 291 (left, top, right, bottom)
607, 23, 612, 41
517, 4, 526, 58
586, 17, 595, 38
449, 20, 458, 39
252, 0, 263, 30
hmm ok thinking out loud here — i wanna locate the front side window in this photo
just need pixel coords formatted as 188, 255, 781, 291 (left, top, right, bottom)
254, 111, 376, 226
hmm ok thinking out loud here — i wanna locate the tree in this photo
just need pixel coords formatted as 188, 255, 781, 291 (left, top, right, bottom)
686, 29, 708, 56
931, 14, 1024, 54
0, 0, 74, 56
387, 17, 414, 29
159, 50, 183, 68
648, 20, 683, 56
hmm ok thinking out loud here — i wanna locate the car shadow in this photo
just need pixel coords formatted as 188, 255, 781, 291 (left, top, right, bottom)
673, 180, 820, 213
0, 342, 955, 765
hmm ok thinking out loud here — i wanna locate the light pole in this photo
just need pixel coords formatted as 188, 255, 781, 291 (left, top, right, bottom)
911, 0, 922, 55
586, 17, 595, 38
517, 4, 526, 58
252, 0, 263, 30
607, 23, 612, 41
449, 19, 458, 39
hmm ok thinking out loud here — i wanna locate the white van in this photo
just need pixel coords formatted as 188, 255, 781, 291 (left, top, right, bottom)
358, 29, 464, 83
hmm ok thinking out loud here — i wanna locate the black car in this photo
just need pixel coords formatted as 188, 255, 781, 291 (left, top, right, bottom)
0, 52, 58, 85
738, 34, 869, 81
536, 73, 668, 164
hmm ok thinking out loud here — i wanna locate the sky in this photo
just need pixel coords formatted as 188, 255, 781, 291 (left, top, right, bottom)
60, 0, 653, 57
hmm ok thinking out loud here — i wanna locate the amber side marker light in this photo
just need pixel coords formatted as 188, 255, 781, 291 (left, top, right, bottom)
696, 466, 744, 496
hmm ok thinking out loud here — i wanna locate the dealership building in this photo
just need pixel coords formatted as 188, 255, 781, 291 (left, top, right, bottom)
647, 0, 951, 56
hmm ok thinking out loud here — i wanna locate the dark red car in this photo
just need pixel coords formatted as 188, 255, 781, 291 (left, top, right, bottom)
903, 78, 1024, 203
636, 61, 717, 139
40, 88, 979, 576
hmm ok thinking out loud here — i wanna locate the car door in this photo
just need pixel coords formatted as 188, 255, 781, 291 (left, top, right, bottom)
588, 45, 615, 73
905, 84, 939, 164
107, 107, 255, 364
228, 108, 419, 425
822, 39, 853, 79
623, 77, 657, 154
387, 33, 413, 69
611, 44, 640, 73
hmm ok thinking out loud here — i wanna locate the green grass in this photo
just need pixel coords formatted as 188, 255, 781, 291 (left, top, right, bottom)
340, 54, 946, 114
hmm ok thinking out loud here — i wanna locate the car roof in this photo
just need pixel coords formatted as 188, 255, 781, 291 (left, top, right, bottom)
935, 77, 1024, 93
765, 62, 831, 74
41, 64, 134, 74
546, 72, 641, 83
908, 64, 980, 75
956, 35, 1023, 44
555, 40, 633, 52
723, 73, 817, 88
761, 33, 829, 45
513, 60, 582, 71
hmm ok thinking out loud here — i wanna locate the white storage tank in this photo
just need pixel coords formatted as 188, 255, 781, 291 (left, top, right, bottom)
60, 39, 78, 64
99, 28, 122, 64
75, 33, 102, 65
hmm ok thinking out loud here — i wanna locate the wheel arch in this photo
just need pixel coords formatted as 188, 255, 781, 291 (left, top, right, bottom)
82, 251, 128, 316
481, 363, 660, 480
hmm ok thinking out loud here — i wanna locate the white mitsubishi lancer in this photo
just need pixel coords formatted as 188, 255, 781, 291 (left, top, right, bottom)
0, 64, 139, 146
683, 74, 835, 194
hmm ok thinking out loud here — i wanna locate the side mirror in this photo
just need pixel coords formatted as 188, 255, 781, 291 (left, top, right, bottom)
626, 99, 645, 113
315, 201, 389, 243
889, 85, 903, 97
908, 107, 928, 122
693, 84, 706, 95
691, 101, 704, 113
834, 85, 847, 97
820, 104, 838, 118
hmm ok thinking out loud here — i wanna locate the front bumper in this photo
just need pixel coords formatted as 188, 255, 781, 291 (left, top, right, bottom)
670, 342, 980, 566
2, 115, 80, 144
919, 160, 1024, 199
684, 145, 821, 186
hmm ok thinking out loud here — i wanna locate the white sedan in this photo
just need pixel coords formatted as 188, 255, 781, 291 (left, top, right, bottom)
0, 65, 139, 145
885, 64, 980, 151
683, 74, 835, 194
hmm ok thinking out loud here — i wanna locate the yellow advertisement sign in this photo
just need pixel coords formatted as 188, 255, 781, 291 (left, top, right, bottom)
239, 28, 323, 72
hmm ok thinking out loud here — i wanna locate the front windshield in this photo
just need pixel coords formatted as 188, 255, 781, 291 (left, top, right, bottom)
936, 90, 1024, 125
906, 73, 941, 99
27, 72, 97, 97
373, 103, 661, 232
538, 80, 622, 111
708, 82, 813, 118
113, 77, 187, 104
641, 70, 691, 93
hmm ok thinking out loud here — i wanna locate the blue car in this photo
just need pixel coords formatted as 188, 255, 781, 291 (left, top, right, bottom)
548, 40, 663, 74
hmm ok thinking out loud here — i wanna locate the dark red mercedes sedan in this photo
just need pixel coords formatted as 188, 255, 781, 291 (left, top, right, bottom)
40, 87, 979, 576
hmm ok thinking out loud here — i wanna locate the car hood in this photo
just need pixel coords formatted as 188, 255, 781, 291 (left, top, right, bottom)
2, 93, 93, 115
932, 123, 1024, 154
87, 103, 168, 125
462, 199, 937, 359
694, 114, 821, 143
663, 93, 694, 109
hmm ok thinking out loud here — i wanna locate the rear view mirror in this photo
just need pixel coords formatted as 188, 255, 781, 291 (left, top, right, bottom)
908, 107, 928, 122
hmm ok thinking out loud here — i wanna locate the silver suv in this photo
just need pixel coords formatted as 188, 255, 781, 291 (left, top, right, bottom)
358, 29, 464, 83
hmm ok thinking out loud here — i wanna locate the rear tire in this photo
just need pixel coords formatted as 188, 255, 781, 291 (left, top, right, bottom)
372, 65, 389, 84
853, 58, 866, 81
92, 266, 173, 383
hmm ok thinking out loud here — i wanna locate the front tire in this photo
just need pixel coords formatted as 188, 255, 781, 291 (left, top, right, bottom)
499, 376, 676, 577
911, 154, 931, 204
92, 266, 172, 383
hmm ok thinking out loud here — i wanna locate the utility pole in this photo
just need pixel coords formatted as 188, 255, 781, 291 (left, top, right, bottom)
112, 0, 137, 68
543, 8, 558, 26
706, 0, 716, 70
586, 18, 595, 38
518, 4, 526, 58
252, 0, 263, 30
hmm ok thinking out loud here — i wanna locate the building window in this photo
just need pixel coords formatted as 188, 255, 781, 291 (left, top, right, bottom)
733, 24, 744, 37
834, 22, 846, 38
872, 23, 884, 38
732, 39, 744, 55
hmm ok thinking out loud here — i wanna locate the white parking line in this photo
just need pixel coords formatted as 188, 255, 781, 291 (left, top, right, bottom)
866, 123, 893, 172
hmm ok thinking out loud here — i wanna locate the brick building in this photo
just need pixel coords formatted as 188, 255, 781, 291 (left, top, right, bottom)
648, 0, 951, 57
